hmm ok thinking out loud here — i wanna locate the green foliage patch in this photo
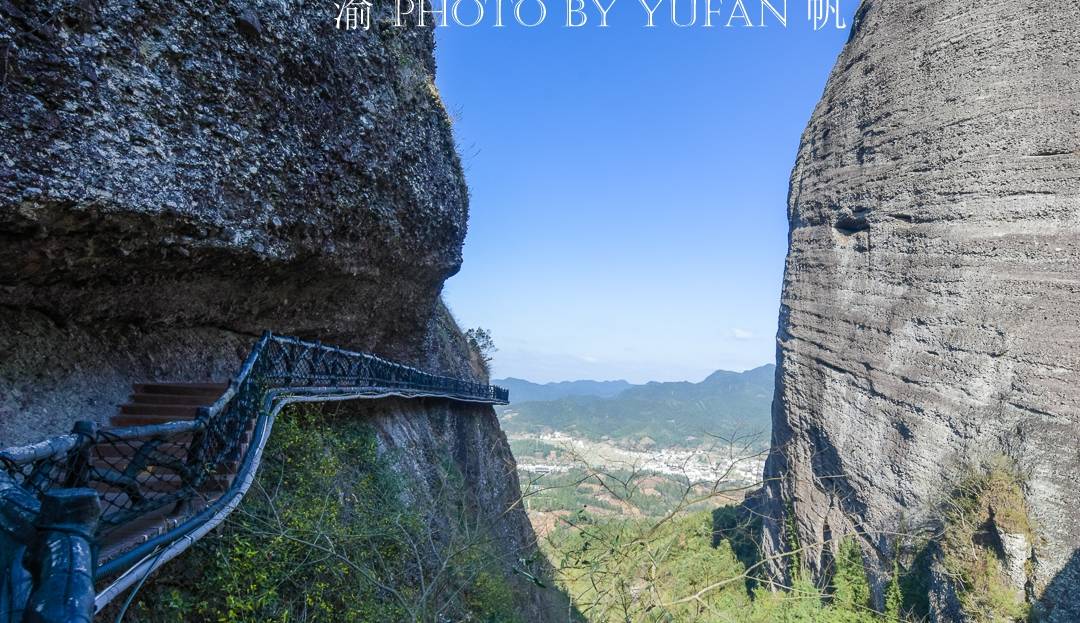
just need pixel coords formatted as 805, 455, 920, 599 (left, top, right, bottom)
521, 467, 739, 520
124, 405, 525, 623
711, 505, 761, 591
543, 510, 912, 623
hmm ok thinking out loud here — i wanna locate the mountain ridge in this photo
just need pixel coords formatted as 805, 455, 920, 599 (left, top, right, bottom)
493, 377, 634, 403
497, 363, 776, 403
498, 364, 775, 448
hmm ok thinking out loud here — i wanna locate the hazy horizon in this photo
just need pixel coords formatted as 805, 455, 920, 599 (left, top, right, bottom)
493, 361, 776, 386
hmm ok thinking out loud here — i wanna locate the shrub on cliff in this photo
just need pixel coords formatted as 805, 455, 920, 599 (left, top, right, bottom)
121, 405, 524, 623
544, 509, 909, 622
939, 457, 1033, 622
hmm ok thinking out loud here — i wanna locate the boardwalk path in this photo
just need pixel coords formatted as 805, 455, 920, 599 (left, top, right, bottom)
0, 332, 508, 615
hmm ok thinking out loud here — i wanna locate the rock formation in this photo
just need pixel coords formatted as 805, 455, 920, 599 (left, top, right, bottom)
761, 1, 1080, 620
0, 0, 560, 618
0, 0, 470, 440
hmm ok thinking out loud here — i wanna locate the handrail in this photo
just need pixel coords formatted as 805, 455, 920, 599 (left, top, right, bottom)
0, 332, 508, 617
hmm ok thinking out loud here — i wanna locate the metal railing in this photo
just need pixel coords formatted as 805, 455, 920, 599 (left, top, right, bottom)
0, 332, 508, 620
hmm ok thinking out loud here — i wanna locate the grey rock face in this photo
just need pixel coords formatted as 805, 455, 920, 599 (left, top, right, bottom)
927, 551, 965, 623
998, 530, 1031, 597
0, 0, 470, 442
761, 0, 1080, 618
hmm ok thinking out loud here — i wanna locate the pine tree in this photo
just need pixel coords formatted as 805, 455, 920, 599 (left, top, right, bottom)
832, 538, 871, 613
784, 505, 802, 582
884, 557, 903, 621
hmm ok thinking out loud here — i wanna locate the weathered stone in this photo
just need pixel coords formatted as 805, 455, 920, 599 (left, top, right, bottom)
761, 1, 1080, 619
927, 551, 966, 623
349, 397, 563, 621
0, 0, 471, 442
997, 529, 1031, 597
235, 9, 263, 38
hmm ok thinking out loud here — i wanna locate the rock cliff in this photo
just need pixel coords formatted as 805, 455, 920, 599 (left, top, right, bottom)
761, 0, 1080, 620
0, 0, 560, 618
1, 0, 470, 442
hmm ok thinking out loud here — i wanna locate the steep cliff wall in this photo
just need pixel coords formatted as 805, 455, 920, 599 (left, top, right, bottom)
0, 0, 469, 442
761, 1, 1080, 619
0, 0, 561, 619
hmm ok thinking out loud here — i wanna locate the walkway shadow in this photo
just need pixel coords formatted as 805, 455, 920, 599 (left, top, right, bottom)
1035, 548, 1080, 622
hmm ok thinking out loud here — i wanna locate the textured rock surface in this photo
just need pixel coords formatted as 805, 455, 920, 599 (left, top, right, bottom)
998, 530, 1031, 598
0, 0, 471, 442
761, 0, 1080, 618
927, 551, 964, 623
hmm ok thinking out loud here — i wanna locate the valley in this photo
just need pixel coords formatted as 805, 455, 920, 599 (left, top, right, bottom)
497, 368, 772, 540
509, 432, 765, 488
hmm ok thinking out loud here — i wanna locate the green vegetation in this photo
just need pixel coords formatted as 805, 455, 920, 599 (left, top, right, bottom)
507, 435, 1040, 623
519, 457, 920, 622
711, 505, 761, 584
113, 408, 1032, 623
543, 511, 910, 623
123, 406, 527, 623
884, 558, 903, 622
465, 327, 497, 374
521, 467, 734, 518
832, 539, 872, 615
509, 439, 567, 461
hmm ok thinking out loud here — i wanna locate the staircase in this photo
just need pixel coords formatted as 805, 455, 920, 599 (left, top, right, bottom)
93, 382, 236, 563
114, 383, 228, 426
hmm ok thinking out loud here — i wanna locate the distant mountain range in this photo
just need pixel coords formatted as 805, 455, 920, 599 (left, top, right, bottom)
493, 378, 634, 403
496, 365, 775, 449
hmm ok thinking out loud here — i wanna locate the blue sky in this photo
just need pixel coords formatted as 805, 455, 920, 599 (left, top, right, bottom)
433, 1, 859, 383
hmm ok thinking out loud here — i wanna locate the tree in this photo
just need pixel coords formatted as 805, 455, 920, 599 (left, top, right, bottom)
465, 328, 497, 366
884, 558, 903, 621
832, 538, 872, 614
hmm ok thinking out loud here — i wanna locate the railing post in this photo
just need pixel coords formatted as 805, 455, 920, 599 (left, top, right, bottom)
62, 422, 97, 490
182, 408, 212, 492
23, 489, 100, 623
0, 472, 40, 623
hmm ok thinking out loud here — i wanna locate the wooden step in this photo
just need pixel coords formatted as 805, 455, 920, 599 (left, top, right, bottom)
112, 414, 192, 427
95, 489, 170, 512
90, 471, 230, 496
99, 496, 214, 563
92, 443, 191, 461
119, 404, 202, 418
129, 393, 216, 406
89, 457, 183, 474
94, 483, 223, 511
93, 379, 238, 566
105, 417, 253, 435
90, 456, 239, 477
155, 472, 231, 492
133, 383, 228, 397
